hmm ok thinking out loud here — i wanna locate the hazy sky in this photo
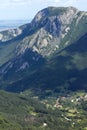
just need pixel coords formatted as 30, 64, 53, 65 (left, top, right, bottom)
0, 0, 87, 20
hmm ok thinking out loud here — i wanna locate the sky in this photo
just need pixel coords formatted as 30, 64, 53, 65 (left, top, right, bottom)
0, 0, 87, 20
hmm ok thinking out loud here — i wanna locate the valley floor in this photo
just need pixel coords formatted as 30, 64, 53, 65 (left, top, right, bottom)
0, 91, 87, 130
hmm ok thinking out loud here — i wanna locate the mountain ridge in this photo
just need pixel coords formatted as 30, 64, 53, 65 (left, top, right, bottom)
0, 6, 87, 96
0, 6, 87, 67
0, 33, 87, 95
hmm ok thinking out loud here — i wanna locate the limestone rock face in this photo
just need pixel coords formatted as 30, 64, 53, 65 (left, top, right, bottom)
0, 6, 87, 71
15, 6, 87, 56
0, 27, 22, 42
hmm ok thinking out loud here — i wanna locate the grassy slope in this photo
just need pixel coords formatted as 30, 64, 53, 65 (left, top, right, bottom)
0, 90, 47, 129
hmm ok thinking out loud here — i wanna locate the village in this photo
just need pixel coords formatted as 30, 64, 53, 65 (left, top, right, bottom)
41, 92, 87, 109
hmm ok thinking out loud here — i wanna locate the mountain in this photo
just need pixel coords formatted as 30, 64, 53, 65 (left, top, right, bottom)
0, 6, 87, 96
1, 33, 87, 96
0, 7, 87, 66
0, 20, 30, 31
0, 6, 87, 130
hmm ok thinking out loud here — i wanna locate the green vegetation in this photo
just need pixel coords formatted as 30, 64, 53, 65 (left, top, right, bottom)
48, 7, 67, 16
61, 11, 87, 49
0, 90, 87, 130
0, 41, 18, 66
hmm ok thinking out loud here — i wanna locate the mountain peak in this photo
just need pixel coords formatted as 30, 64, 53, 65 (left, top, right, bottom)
0, 6, 87, 97
32, 6, 78, 22
47, 6, 79, 12
0, 6, 87, 62
31, 6, 79, 29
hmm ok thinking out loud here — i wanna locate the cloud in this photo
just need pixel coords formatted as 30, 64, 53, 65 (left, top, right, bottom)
0, 0, 79, 9
12, 0, 25, 2
41, 0, 61, 4
11, 0, 31, 5
64, 0, 78, 6
0, 0, 31, 8
0, 0, 86, 20
36, 0, 78, 8
45, 0, 61, 2
11, 0, 29, 4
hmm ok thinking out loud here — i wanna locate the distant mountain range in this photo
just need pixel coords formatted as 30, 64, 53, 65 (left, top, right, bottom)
0, 20, 30, 31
